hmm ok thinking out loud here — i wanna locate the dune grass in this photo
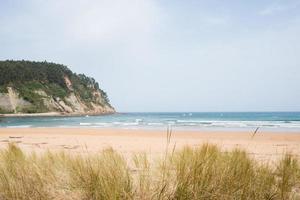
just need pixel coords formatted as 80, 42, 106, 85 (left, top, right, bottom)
0, 143, 299, 200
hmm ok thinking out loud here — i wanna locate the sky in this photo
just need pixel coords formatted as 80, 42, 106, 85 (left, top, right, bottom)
0, 0, 300, 112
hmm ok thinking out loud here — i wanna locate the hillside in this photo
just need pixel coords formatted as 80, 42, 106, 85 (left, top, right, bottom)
0, 60, 115, 115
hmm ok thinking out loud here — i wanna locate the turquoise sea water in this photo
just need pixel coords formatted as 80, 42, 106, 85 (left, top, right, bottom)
1, 112, 300, 131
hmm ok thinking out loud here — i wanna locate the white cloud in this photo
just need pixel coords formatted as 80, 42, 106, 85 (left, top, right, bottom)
60, 0, 163, 43
0, 0, 163, 44
259, 1, 300, 16
259, 4, 285, 15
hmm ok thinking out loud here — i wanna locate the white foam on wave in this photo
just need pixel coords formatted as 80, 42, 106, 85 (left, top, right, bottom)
77, 119, 300, 129
80, 123, 92, 126
94, 122, 110, 126
174, 120, 300, 129
80, 122, 111, 127
111, 122, 139, 126
122, 122, 139, 126
147, 123, 164, 126
6, 125, 32, 128
167, 121, 176, 125
177, 120, 213, 123
135, 119, 143, 123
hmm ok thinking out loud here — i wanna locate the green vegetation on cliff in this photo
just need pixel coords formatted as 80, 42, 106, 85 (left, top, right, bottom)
0, 60, 113, 114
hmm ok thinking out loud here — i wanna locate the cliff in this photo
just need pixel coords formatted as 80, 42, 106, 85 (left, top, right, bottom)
0, 60, 115, 115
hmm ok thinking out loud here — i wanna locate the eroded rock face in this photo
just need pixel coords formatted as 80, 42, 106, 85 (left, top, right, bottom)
0, 87, 31, 113
0, 84, 115, 115
64, 76, 73, 91
65, 93, 87, 113
0, 93, 14, 112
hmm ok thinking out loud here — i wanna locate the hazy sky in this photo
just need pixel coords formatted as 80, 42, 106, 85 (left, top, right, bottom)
1, 0, 300, 112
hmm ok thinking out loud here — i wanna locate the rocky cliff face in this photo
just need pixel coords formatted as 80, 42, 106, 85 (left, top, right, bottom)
0, 85, 115, 115
0, 87, 31, 113
0, 60, 115, 115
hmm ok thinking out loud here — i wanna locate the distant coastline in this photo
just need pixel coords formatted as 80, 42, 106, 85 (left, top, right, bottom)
0, 60, 115, 115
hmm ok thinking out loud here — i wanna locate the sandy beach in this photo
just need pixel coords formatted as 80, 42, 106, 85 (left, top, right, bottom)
0, 128, 299, 161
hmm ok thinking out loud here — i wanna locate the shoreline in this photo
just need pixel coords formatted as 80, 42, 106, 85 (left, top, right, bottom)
2, 126, 300, 133
0, 111, 116, 118
0, 128, 299, 161
2, 112, 300, 131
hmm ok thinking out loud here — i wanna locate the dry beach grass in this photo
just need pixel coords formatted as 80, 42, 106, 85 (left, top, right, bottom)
0, 126, 300, 200
0, 128, 300, 199
0, 140, 299, 199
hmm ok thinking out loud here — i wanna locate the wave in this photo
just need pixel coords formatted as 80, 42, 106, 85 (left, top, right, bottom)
68, 119, 300, 129
135, 119, 143, 123
79, 123, 92, 126
6, 125, 32, 128
123, 122, 139, 126
147, 123, 164, 126
174, 120, 300, 129
80, 122, 111, 126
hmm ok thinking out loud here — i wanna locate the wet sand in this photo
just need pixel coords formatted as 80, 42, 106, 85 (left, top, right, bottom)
0, 128, 299, 161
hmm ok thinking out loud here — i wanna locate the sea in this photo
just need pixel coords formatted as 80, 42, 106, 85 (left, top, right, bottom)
1, 112, 300, 131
